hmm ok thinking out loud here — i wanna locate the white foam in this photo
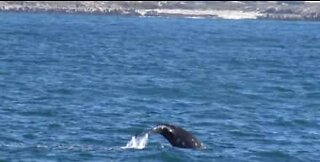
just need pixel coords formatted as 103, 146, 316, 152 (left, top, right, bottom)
185, 16, 206, 19
121, 133, 149, 149
138, 9, 262, 20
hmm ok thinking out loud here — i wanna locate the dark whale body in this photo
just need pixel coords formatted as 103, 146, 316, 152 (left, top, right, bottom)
151, 124, 203, 149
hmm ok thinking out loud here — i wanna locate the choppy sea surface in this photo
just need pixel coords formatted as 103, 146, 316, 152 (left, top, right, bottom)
0, 12, 320, 162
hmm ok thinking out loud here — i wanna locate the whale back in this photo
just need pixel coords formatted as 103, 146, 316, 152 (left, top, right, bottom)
152, 124, 203, 149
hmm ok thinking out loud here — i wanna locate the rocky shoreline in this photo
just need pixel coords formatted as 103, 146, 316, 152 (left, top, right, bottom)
1, 1, 320, 21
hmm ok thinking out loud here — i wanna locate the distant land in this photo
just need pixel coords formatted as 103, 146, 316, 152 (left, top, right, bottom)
1, 1, 320, 21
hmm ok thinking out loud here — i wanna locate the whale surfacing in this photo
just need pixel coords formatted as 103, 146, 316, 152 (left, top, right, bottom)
151, 124, 204, 149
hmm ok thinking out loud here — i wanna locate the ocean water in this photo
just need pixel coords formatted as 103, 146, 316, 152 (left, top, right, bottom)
0, 12, 320, 162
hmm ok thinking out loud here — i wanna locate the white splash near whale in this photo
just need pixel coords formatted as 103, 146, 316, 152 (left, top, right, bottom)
122, 132, 150, 149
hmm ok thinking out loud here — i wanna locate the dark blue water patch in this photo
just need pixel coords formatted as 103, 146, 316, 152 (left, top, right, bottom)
250, 150, 303, 162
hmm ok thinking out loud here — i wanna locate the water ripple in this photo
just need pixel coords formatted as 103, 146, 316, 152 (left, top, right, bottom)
0, 12, 320, 161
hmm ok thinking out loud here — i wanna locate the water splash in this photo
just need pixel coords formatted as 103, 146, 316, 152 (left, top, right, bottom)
122, 132, 149, 149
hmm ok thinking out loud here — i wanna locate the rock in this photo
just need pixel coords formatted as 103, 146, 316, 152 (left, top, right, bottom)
1, 1, 320, 21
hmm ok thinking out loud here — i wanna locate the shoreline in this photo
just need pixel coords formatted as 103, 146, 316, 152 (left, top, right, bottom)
2, 9, 320, 22
1, 1, 320, 21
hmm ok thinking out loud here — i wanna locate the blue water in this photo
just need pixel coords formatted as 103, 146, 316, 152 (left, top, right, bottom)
0, 12, 320, 162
